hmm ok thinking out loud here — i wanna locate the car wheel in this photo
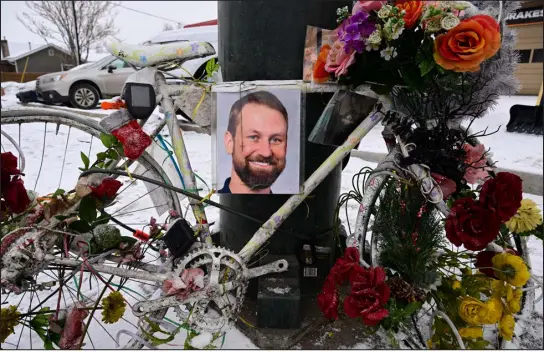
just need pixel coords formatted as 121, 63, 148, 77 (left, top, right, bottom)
70, 83, 99, 109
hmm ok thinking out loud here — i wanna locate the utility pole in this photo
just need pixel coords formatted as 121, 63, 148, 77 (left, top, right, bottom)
71, 0, 81, 66
218, 0, 352, 336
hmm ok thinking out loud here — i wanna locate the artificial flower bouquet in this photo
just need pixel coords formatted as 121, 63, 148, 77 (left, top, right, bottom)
313, 0, 502, 94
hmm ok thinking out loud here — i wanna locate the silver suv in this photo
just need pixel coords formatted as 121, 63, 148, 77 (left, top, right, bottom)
36, 55, 138, 110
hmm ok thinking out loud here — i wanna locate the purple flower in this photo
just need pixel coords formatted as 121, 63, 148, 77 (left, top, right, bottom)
338, 11, 376, 53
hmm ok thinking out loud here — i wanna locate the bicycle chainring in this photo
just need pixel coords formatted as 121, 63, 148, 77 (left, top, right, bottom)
172, 246, 248, 334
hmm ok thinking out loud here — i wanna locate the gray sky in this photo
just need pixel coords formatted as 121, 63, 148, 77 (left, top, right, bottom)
1, 1, 217, 46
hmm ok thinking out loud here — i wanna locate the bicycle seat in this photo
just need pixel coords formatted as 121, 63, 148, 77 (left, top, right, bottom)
106, 41, 215, 68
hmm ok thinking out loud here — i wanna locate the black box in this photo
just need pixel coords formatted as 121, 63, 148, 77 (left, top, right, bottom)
256, 255, 301, 329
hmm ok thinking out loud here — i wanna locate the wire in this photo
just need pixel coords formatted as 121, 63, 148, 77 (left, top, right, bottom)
80, 168, 314, 241
111, 3, 183, 25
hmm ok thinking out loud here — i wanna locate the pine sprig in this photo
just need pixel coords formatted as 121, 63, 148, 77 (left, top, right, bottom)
372, 181, 445, 287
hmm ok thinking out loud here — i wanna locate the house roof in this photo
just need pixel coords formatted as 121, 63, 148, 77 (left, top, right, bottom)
1, 41, 41, 60
4, 43, 72, 62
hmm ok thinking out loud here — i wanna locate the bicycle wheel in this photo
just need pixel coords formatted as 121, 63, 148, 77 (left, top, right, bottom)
348, 150, 537, 349
1, 107, 184, 349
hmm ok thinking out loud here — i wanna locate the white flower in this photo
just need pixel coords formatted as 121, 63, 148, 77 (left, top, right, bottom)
441, 14, 460, 30
391, 25, 405, 40
383, 18, 405, 41
424, 17, 443, 33
367, 29, 382, 45
366, 41, 381, 51
380, 46, 397, 61
378, 5, 393, 19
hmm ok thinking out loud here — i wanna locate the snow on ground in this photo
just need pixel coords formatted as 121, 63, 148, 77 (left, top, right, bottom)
1, 92, 543, 349
358, 95, 543, 175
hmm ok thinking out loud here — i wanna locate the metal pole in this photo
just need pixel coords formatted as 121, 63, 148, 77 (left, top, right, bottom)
71, 0, 81, 66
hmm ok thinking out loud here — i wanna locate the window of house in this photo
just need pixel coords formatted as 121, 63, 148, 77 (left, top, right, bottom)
532, 48, 543, 63
48, 48, 55, 56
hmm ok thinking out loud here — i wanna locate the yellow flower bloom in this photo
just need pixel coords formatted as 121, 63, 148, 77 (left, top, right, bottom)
0, 306, 21, 343
427, 339, 433, 349
489, 278, 505, 297
482, 297, 503, 324
505, 285, 522, 314
499, 313, 515, 341
452, 280, 462, 290
459, 297, 488, 325
101, 291, 126, 324
492, 253, 530, 287
459, 326, 483, 339
505, 199, 543, 234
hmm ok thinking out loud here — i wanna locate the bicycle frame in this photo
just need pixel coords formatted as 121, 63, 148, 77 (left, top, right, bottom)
151, 70, 391, 264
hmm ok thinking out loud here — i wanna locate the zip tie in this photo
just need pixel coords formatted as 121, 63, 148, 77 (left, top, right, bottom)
191, 85, 208, 120
238, 316, 255, 329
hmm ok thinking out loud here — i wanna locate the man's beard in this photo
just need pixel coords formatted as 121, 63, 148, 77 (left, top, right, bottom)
233, 154, 285, 190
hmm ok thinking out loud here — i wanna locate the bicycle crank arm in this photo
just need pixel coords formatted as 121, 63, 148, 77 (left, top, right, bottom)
247, 259, 289, 279
132, 291, 208, 317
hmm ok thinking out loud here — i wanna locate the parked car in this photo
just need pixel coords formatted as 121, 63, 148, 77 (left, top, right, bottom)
36, 55, 137, 109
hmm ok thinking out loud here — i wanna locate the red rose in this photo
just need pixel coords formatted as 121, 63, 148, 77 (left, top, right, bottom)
1, 152, 21, 189
111, 120, 152, 160
90, 178, 123, 199
329, 246, 360, 285
344, 266, 390, 326
479, 172, 522, 223
317, 276, 340, 320
475, 250, 497, 278
3, 178, 31, 214
446, 197, 501, 251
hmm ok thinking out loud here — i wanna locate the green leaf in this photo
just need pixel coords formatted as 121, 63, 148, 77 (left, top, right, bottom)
419, 59, 436, 77
52, 188, 66, 198
100, 133, 117, 148
80, 152, 90, 170
30, 308, 57, 349
69, 220, 92, 233
79, 196, 97, 223
107, 148, 119, 160
403, 301, 423, 315
96, 152, 108, 162
93, 211, 111, 227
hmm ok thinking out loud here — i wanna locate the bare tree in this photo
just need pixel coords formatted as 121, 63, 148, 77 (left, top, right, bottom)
17, 1, 119, 64
162, 22, 174, 31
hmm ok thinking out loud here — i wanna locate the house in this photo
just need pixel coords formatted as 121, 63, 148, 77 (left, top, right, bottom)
507, 1, 543, 95
1, 39, 75, 73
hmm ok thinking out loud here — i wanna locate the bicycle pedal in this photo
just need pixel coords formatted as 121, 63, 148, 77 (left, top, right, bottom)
163, 218, 196, 259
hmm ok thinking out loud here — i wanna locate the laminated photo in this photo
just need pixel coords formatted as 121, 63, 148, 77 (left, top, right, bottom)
213, 87, 302, 194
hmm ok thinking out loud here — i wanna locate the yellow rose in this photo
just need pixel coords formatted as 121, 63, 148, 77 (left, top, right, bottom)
505, 285, 522, 314
492, 253, 530, 287
499, 314, 515, 341
459, 326, 483, 339
459, 297, 488, 325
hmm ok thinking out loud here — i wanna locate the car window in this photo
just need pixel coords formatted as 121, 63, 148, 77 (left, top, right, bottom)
103, 58, 131, 69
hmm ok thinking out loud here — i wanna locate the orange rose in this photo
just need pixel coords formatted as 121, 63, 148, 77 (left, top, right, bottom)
396, 0, 424, 29
433, 14, 501, 72
313, 44, 331, 83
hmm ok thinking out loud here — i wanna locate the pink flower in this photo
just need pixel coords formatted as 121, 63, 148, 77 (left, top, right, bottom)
325, 40, 356, 77
463, 144, 491, 184
352, 0, 387, 15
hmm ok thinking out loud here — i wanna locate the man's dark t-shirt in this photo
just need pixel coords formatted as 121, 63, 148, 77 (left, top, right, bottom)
217, 177, 273, 194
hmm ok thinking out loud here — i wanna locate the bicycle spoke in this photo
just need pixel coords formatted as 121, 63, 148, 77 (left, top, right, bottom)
58, 126, 72, 189
33, 123, 47, 191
